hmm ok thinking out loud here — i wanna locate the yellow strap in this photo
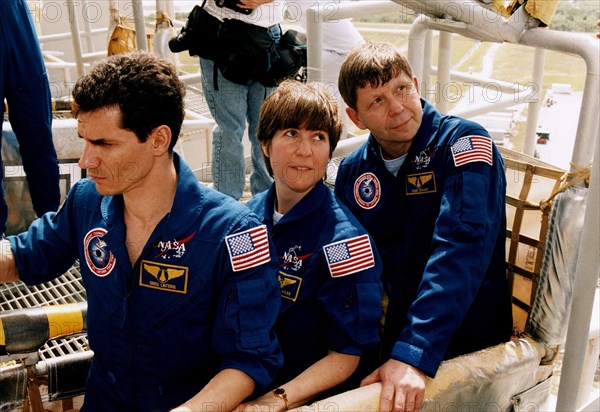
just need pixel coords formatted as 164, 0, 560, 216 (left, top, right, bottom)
46, 304, 85, 339
491, 0, 511, 18
502, 0, 558, 25
540, 163, 591, 213
0, 318, 5, 346
155, 11, 172, 29
525, 0, 559, 26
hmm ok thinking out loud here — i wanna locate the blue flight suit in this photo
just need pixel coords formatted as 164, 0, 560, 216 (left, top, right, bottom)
334, 99, 513, 377
0, 0, 60, 233
8, 154, 282, 411
247, 180, 383, 387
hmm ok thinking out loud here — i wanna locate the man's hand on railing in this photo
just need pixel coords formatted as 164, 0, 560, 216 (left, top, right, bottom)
361, 359, 426, 412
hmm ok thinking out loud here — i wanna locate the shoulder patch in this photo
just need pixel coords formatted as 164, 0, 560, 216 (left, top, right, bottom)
83, 228, 116, 277
451, 135, 493, 167
353, 172, 381, 209
323, 234, 375, 278
225, 225, 271, 272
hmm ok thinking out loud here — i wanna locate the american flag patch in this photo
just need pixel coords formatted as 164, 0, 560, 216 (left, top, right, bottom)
451, 136, 493, 167
225, 225, 271, 272
323, 234, 375, 278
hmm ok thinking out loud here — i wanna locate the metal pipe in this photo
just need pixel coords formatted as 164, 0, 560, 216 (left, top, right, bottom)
66, 0, 85, 77
519, 28, 599, 172
449, 89, 533, 119
394, 0, 533, 44
408, 16, 430, 84
556, 122, 599, 410
522, 48, 546, 157
82, 0, 95, 53
443, 69, 530, 94
423, 31, 434, 102
38, 28, 108, 44
306, 6, 323, 83
408, 18, 435, 104
318, 0, 402, 20
131, 0, 147, 52
437, 31, 453, 114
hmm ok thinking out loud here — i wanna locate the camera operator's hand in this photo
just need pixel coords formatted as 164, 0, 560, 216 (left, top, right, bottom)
237, 0, 273, 10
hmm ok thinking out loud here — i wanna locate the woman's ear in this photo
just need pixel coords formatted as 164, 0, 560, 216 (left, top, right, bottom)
261, 141, 270, 158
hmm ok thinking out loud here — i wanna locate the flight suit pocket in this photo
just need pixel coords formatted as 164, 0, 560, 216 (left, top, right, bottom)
356, 283, 383, 346
236, 279, 271, 349
461, 171, 488, 225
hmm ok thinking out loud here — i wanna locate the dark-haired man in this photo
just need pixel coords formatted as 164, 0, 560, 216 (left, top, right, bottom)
0, 52, 282, 411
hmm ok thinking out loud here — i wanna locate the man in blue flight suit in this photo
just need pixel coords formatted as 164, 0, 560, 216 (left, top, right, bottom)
334, 42, 513, 411
0, 52, 282, 412
0, 0, 60, 234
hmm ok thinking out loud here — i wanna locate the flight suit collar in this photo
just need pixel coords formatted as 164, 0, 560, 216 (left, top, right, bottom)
266, 180, 329, 226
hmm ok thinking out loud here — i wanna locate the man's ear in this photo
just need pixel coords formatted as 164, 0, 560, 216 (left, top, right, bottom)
346, 107, 367, 130
151, 125, 171, 155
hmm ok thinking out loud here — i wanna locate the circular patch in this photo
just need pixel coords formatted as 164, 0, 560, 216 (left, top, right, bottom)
84, 228, 116, 277
354, 172, 381, 209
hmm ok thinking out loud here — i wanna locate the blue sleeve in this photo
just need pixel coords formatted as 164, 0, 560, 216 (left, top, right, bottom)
8, 182, 83, 284
211, 216, 282, 392
391, 138, 506, 376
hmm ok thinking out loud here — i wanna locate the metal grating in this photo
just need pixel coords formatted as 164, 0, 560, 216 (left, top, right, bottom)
39, 334, 89, 361
0, 262, 86, 311
185, 85, 212, 118
0, 261, 89, 360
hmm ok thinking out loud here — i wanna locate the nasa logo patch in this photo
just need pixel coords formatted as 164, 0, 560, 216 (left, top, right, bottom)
83, 228, 116, 277
354, 172, 381, 209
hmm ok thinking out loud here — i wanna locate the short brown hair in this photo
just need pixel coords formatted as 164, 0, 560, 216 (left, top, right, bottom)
72, 52, 186, 152
338, 41, 414, 110
258, 80, 343, 177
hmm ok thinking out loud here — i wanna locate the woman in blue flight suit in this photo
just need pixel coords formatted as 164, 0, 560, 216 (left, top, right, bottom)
241, 80, 383, 410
